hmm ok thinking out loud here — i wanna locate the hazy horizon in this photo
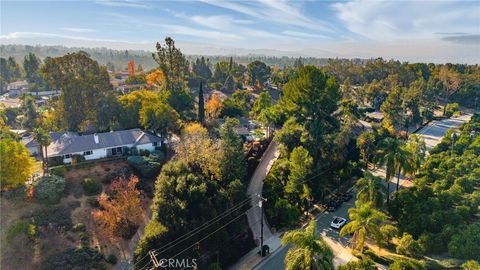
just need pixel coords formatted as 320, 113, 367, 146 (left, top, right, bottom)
1, 0, 479, 64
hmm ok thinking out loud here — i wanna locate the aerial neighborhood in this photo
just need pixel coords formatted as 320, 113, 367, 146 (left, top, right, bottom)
0, 1, 479, 270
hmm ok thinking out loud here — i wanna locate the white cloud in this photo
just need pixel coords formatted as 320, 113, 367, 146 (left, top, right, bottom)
61, 27, 97, 33
283, 30, 328, 39
0, 31, 147, 44
200, 0, 333, 32
95, 0, 148, 9
331, 0, 480, 41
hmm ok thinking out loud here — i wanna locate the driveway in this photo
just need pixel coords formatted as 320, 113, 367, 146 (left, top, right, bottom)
246, 140, 280, 246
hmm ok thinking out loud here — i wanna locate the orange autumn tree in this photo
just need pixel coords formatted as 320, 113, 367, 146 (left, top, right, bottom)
127, 60, 135, 77
206, 93, 224, 119
146, 69, 165, 88
92, 176, 144, 240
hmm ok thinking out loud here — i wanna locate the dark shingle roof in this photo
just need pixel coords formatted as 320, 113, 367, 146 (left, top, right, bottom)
47, 128, 161, 157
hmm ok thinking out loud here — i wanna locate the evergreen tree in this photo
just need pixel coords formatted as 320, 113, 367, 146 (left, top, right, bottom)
198, 80, 205, 125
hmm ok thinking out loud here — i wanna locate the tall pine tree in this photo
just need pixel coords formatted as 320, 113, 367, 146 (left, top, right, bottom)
198, 80, 205, 125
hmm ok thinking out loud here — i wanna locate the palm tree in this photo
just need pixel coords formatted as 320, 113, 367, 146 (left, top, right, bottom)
340, 203, 387, 252
405, 134, 426, 176
33, 127, 51, 175
356, 131, 376, 169
354, 171, 387, 207
282, 220, 334, 270
375, 137, 413, 203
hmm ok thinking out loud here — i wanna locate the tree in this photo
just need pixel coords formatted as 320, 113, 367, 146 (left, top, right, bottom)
41, 52, 112, 131
22, 96, 38, 130
356, 131, 376, 168
251, 91, 272, 118
340, 203, 387, 252
281, 66, 340, 144
146, 69, 166, 88
247, 60, 271, 89
23, 53, 41, 84
205, 93, 223, 119
33, 127, 51, 175
0, 139, 35, 191
7, 57, 22, 81
128, 60, 135, 77
405, 134, 426, 176
439, 66, 461, 116
376, 137, 413, 202
192, 56, 212, 81
198, 81, 205, 125
396, 233, 424, 258
286, 146, 313, 208
354, 171, 387, 207
448, 223, 480, 260
381, 86, 404, 130
462, 261, 480, 270
152, 37, 193, 116
281, 220, 334, 270
139, 101, 179, 138
92, 176, 144, 240
217, 118, 247, 182
118, 89, 162, 128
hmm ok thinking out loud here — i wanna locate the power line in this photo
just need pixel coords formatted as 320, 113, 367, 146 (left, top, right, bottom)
132, 195, 253, 270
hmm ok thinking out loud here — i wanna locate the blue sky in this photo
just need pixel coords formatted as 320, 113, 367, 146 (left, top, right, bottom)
1, 0, 479, 63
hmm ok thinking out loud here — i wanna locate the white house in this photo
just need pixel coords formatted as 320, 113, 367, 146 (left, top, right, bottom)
7, 80, 28, 97
46, 128, 162, 164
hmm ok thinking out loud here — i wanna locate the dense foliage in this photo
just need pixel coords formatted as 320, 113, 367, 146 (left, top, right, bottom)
0, 139, 35, 191
389, 113, 480, 259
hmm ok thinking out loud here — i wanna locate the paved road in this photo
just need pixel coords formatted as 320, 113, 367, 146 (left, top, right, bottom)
253, 114, 473, 270
416, 114, 471, 151
246, 140, 280, 245
254, 195, 357, 270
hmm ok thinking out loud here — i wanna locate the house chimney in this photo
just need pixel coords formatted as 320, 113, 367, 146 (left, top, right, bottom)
94, 133, 99, 144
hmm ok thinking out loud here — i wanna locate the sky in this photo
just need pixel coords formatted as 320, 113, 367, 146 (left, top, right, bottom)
1, 0, 479, 63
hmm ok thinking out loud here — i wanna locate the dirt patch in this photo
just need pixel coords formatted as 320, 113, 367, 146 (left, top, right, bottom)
1, 161, 152, 270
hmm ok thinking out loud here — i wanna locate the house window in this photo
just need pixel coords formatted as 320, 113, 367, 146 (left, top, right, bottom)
83, 151, 93, 156
64, 154, 71, 159
111, 147, 123, 155
153, 142, 159, 146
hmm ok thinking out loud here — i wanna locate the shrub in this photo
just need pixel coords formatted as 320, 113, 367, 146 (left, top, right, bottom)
389, 258, 426, 270
381, 224, 399, 244
38, 247, 106, 270
462, 260, 480, 270
338, 257, 378, 270
107, 254, 118, 265
28, 205, 73, 231
33, 175, 66, 203
48, 156, 65, 167
82, 178, 101, 195
397, 233, 425, 258
127, 156, 161, 178
71, 154, 85, 164
448, 223, 480, 260
50, 166, 67, 177
79, 232, 90, 246
445, 103, 459, 117
6, 220, 37, 242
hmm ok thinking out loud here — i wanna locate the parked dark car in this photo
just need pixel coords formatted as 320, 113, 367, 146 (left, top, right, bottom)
327, 199, 342, 212
340, 191, 353, 202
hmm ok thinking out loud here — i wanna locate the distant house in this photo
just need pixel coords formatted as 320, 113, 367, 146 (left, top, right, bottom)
7, 80, 28, 97
46, 128, 162, 164
21, 135, 41, 156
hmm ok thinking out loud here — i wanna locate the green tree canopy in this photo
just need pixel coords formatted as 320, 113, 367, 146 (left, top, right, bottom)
0, 139, 35, 191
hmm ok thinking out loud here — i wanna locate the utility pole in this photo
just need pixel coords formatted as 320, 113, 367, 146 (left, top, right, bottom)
258, 194, 267, 257
149, 250, 160, 269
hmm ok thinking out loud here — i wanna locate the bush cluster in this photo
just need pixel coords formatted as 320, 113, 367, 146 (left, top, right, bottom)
82, 178, 101, 195
33, 175, 66, 203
